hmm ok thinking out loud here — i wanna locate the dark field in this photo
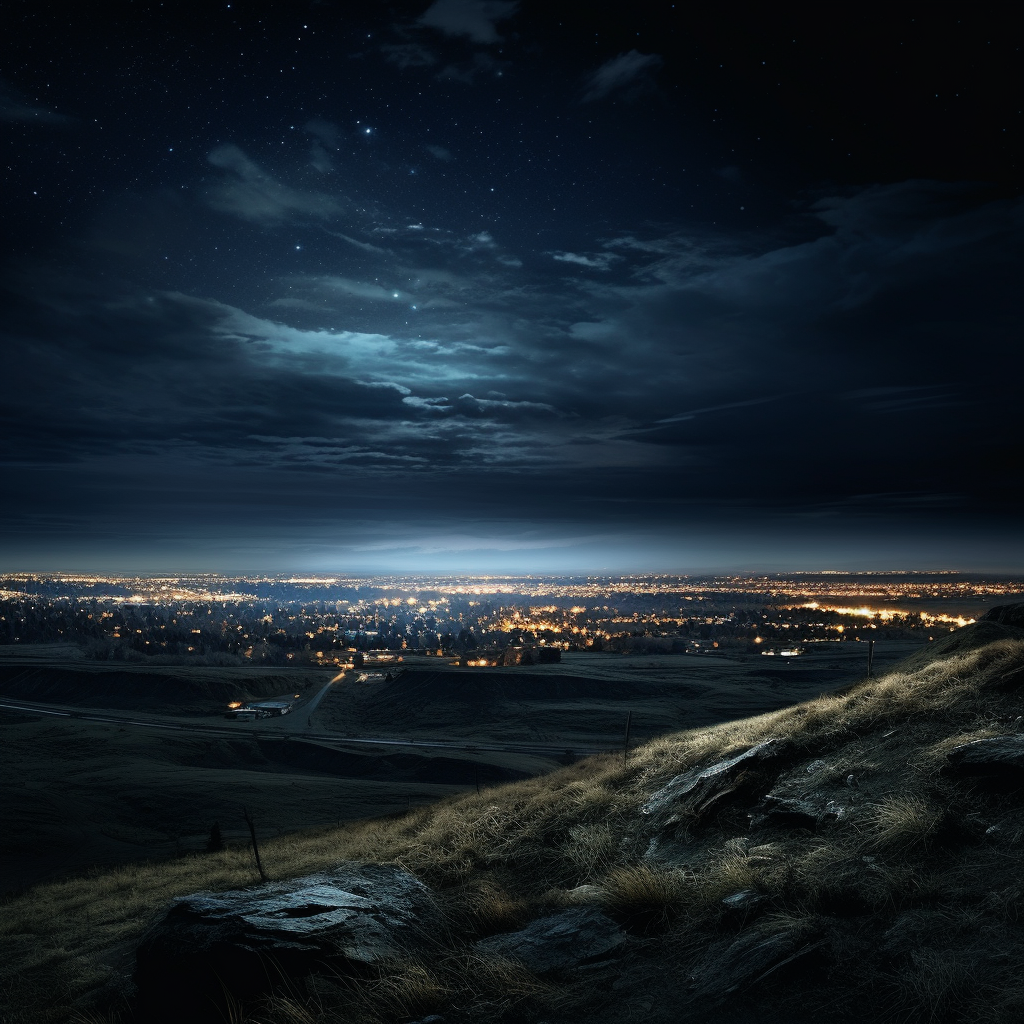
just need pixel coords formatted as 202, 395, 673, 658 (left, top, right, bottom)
0, 640, 921, 893
317, 644, 922, 743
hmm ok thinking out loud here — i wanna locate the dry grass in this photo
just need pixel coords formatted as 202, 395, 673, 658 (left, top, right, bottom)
862, 795, 945, 856
259, 951, 550, 1024
884, 946, 978, 1023
4, 634, 1024, 1023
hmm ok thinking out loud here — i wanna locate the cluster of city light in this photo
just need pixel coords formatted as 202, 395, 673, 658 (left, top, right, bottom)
798, 602, 975, 628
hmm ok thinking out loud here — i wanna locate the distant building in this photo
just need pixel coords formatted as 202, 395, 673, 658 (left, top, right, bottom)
456, 645, 561, 667
246, 700, 293, 716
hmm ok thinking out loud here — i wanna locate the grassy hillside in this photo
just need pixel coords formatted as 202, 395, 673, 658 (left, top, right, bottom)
4, 615, 1024, 1023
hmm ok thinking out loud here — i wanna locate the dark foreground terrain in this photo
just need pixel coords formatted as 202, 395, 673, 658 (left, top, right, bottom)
4, 616, 1024, 1023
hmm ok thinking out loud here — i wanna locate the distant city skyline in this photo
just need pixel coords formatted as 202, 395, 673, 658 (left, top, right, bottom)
2, 3, 1020, 571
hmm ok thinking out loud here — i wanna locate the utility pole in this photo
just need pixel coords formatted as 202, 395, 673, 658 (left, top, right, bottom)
242, 806, 268, 882
867, 639, 875, 678
623, 711, 632, 766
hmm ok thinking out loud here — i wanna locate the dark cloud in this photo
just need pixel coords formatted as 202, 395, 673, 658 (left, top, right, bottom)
4, 181, 1017, 529
381, 42, 439, 69
436, 51, 509, 84
417, 0, 518, 44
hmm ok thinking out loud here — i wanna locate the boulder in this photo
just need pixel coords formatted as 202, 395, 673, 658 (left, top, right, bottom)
752, 792, 849, 829
135, 863, 442, 1022
475, 906, 626, 974
749, 758, 851, 829
641, 739, 784, 825
720, 889, 769, 912
688, 921, 823, 1001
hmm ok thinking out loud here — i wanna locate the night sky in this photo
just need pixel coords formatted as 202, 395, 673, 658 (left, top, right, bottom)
2, 2, 1021, 573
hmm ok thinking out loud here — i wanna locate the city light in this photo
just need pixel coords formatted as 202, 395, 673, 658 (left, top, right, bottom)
0, 571, 1016, 662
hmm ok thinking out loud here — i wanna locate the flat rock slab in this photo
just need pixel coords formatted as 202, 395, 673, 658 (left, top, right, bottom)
641, 739, 784, 825
135, 863, 441, 1022
946, 735, 1024, 773
475, 906, 626, 974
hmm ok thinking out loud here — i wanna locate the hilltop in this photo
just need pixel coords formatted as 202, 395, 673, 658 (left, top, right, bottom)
3, 608, 1024, 1023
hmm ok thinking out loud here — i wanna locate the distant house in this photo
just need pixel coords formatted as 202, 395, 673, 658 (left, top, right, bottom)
224, 697, 297, 719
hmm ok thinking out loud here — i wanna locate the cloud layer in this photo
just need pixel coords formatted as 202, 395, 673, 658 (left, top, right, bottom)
4, 173, 1020, 569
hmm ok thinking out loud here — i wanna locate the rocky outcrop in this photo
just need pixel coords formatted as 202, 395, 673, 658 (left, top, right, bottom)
475, 906, 627, 974
980, 603, 1024, 628
134, 863, 442, 1022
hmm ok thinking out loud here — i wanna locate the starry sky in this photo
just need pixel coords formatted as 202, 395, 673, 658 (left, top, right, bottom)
1, 1, 1021, 573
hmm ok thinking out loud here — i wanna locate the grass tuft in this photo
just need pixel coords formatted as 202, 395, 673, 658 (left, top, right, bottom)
597, 864, 690, 933
863, 795, 944, 856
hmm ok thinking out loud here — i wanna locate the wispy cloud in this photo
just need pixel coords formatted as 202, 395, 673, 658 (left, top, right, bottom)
304, 119, 341, 173
0, 81, 69, 124
582, 51, 663, 102
206, 144, 343, 224
551, 251, 620, 271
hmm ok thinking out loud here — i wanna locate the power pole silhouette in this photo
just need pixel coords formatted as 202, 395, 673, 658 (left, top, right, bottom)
242, 806, 268, 882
